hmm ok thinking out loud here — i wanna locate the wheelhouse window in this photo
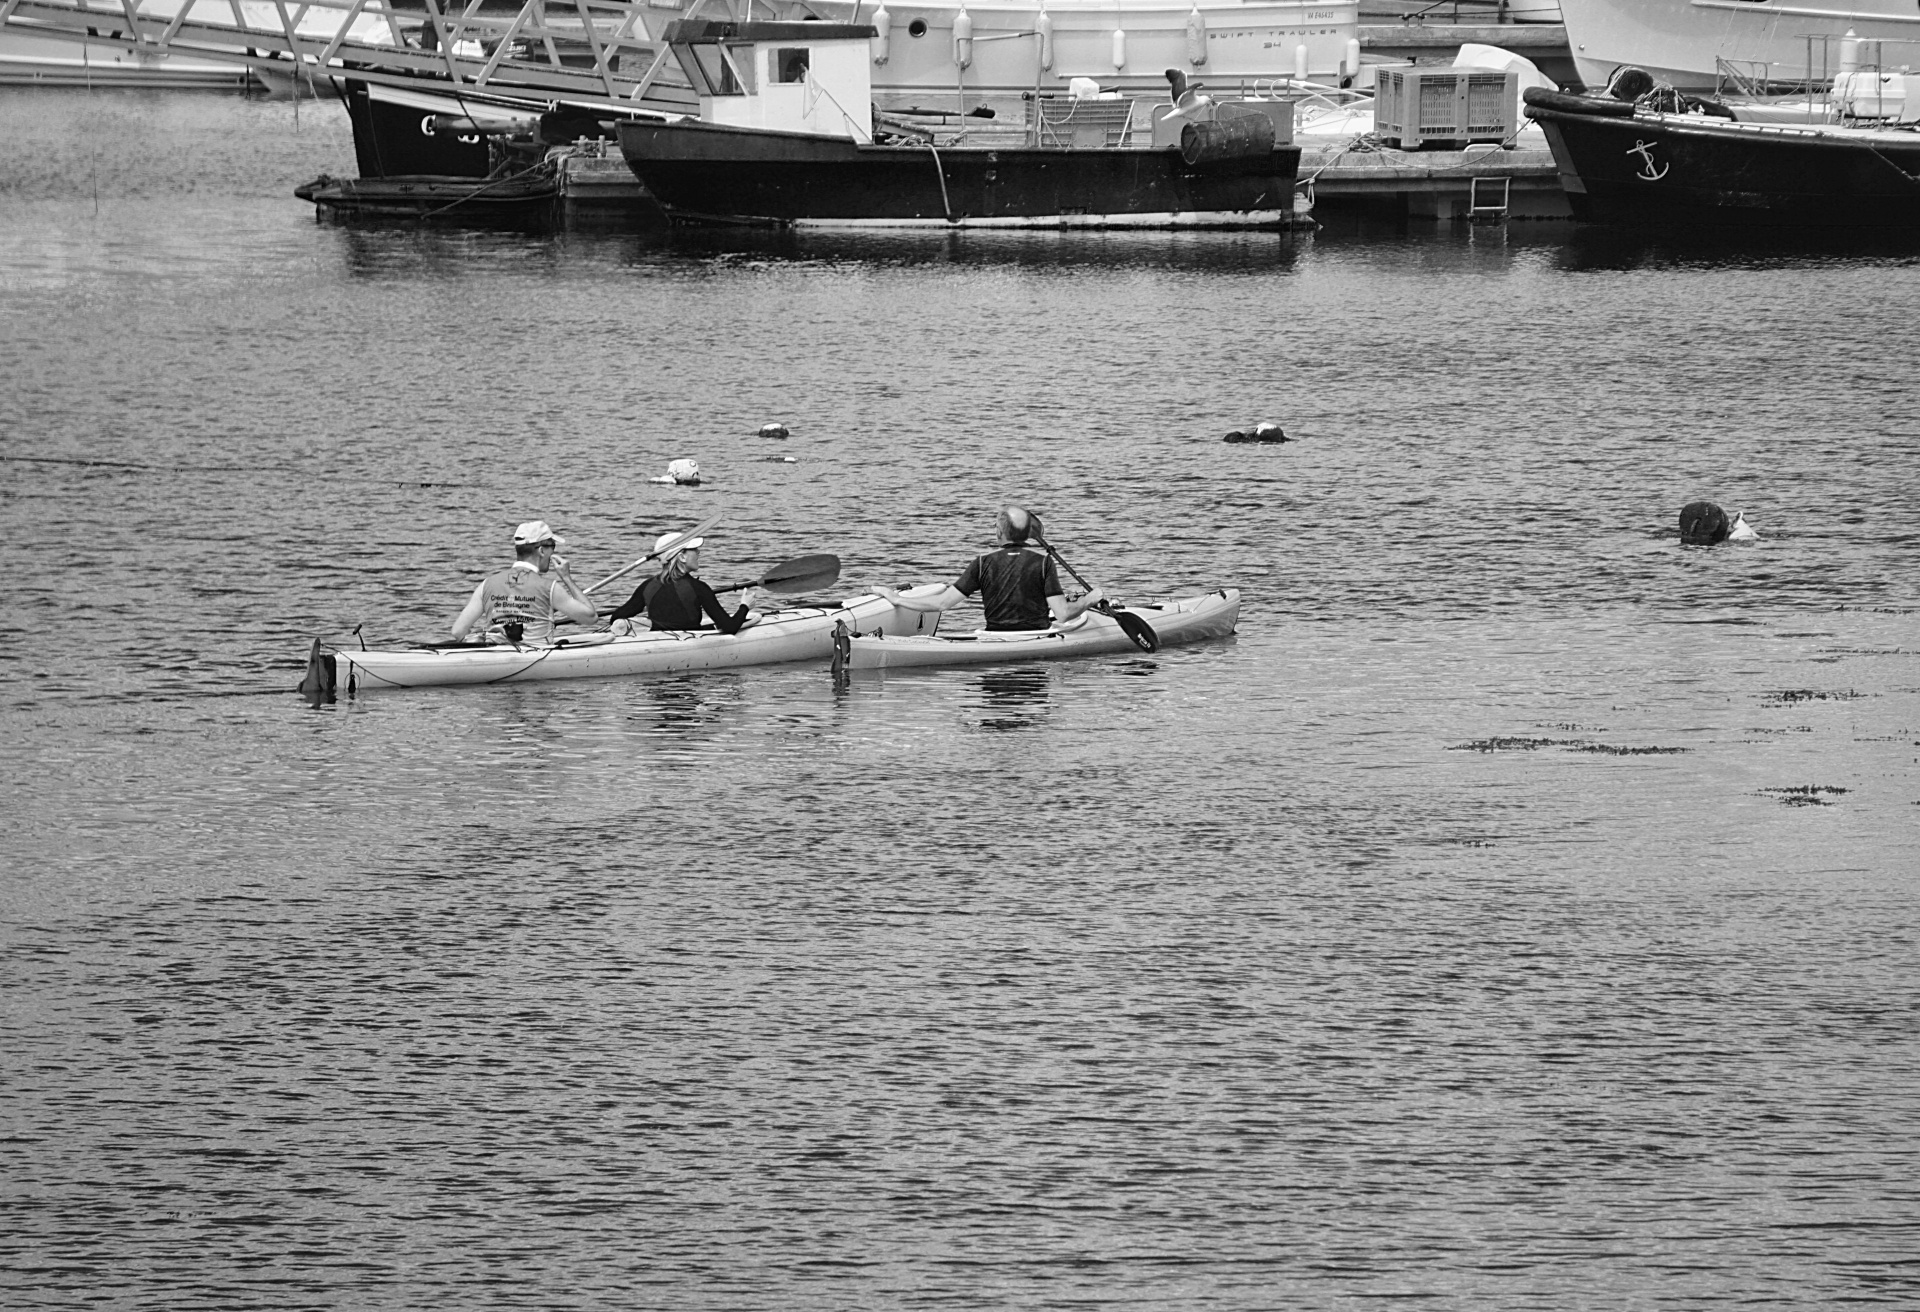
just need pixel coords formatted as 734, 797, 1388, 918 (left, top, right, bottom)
775, 48, 810, 83
680, 41, 757, 95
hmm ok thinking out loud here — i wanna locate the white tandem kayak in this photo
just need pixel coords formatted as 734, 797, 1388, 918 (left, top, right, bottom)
840, 589, 1241, 670
309, 591, 942, 692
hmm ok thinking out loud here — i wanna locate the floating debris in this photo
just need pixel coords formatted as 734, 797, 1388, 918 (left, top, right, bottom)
1224, 422, 1288, 444
1759, 785, 1850, 806
1761, 688, 1864, 706
759, 422, 790, 439
1573, 744, 1689, 755
1448, 736, 1584, 752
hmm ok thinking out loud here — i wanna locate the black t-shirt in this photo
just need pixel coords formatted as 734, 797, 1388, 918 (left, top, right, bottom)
954, 547, 1061, 630
609, 575, 748, 634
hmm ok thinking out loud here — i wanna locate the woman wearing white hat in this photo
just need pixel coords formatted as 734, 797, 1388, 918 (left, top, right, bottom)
450, 519, 599, 642
606, 532, 752, 635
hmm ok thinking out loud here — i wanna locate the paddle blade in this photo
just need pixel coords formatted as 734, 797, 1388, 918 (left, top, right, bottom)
760, 553, 841, 595
1115, 608, 1159, 653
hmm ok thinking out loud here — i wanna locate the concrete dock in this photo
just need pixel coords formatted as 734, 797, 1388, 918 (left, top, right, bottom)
1300, 141, 1569, 220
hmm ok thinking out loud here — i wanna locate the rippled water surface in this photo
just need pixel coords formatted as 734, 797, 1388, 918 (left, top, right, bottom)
3, 90, 1918, 1309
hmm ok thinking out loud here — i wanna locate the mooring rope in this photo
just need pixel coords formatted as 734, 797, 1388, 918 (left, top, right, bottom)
926, 142, 955, 223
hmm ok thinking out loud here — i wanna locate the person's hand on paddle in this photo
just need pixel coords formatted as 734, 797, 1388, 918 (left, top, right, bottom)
1079, 586, 1106, 609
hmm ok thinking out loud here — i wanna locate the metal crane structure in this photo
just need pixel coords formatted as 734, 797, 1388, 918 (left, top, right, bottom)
0, 0, 718, 113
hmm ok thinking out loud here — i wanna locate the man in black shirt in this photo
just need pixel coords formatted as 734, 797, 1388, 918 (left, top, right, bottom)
608, 534, 752, 634
874, 507, 1104, 632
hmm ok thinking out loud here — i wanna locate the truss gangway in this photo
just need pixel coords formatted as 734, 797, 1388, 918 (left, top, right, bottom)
0, 0, 732, 114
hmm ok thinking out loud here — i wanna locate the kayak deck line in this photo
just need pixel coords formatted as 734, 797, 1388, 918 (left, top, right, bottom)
840, 588, 1241, 671
309, 588, 949, 692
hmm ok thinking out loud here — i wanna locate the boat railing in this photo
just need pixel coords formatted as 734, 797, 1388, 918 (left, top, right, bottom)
0, 0, 698, 115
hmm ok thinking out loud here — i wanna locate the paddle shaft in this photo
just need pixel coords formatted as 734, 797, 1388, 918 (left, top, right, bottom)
596, 553, 841, 614
583, 511, 724, 595
1041, 543, 1159, 653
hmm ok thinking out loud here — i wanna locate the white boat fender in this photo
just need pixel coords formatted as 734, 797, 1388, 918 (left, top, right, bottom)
1223, 422, 1288, 444
1036, 9, 1054, 71
953, 9, 972, 70
873, 5, 890, 64
1679, 500, 1730, 544
1293, 42, 1308, 83
1113, 27, 1127, 72
1184, 9, 1207, 68
649, 457, 702, 485
759, 421, 789, 438
1728, 511, 1760, 542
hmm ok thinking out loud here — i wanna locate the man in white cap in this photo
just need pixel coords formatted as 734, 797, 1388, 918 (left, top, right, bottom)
450, 519, 599, 642
873, 506, 1103, 631
605, 532, 752, 634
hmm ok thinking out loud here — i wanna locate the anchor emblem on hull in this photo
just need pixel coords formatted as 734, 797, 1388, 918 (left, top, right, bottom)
1627, 139, 1669, 181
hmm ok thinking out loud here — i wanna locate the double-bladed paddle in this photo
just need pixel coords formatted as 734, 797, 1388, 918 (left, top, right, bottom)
712, 552, 841, 597
1041, 542, 1159, 653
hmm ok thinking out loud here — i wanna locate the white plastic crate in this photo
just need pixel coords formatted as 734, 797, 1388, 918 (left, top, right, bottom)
1371, 65, 1518, 149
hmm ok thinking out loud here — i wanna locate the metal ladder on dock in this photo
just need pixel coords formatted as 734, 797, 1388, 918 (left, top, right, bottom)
1468, 174, 1510, 223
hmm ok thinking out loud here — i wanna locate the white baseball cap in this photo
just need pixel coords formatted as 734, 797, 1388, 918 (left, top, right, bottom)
653, 531, 703, 559
511, 520, 564, 546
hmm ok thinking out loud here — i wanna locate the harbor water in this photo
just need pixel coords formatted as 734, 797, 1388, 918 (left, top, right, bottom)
3, 90, 1917, 1309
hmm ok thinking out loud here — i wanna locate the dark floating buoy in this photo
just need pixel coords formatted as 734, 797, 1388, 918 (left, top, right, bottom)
759, 422, 789, 439
1679, 500, 1730, 545
1224, 422, 1288, 444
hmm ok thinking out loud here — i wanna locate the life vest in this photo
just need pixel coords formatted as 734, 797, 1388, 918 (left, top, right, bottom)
484, 562, 557, 635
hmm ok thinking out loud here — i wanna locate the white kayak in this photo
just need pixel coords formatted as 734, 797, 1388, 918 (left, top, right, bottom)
313, 591, 941, 691
841, 589, 1241, 670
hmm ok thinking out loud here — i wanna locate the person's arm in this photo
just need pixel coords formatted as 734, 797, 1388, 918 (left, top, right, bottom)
607, 577, 652, 623
871, 583, 965, 611
1041, 556, 1102, 623
693, 578, 750, 635
548, 560, 600, 627
450, 580, 489, 640
1048, 586, 1104, 623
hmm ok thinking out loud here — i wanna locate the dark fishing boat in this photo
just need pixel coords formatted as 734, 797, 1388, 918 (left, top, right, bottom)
615, 20, 1305, 229
299, 79, 635, 223
1523, 80, 1920, 228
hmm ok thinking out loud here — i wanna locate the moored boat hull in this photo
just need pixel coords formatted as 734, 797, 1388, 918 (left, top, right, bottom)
1525, 90, 1920, 227
846, 589, 1241, 669
324, 593, 936, 690
616, 120, 1301, 228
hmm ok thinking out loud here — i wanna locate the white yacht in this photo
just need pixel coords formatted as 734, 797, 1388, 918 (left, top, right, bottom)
1559, 0, 1920, 92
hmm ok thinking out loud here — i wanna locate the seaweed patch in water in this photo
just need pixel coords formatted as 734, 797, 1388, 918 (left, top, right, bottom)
1759, 785, 1850, 807
1573, 744, 1690, 755
1761, 689, 1865, 707
1449, 737, 1584, 752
